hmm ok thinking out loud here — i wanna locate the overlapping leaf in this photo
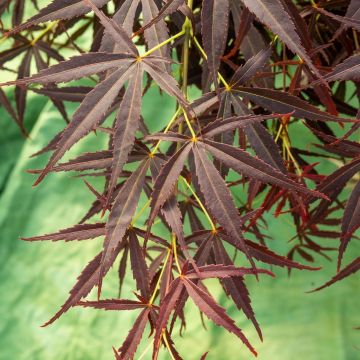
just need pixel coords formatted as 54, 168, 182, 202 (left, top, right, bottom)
3, 0, 360, 358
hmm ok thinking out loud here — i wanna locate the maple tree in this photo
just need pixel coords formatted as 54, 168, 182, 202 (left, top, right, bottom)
0, 0, 359, 358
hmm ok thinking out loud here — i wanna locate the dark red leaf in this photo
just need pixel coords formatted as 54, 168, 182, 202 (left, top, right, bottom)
309, 257, 360, 292
182, 277, 257, 356
233, 87, 354, 123
21, 223, 106, 242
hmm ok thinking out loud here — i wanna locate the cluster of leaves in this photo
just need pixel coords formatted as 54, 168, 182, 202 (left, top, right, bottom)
1, 0, 360, 358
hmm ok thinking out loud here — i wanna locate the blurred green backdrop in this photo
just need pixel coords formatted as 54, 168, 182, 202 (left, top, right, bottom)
0, 1, 359, 359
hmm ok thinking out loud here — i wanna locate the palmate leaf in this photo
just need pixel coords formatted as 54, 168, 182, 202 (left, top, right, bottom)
201, 0, 230, 86
4, 0, 360, 357
192, 144, 255, 269
17, 39, 189, 194
240, 0, 324, 84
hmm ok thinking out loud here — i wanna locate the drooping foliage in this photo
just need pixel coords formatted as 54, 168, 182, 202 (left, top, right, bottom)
1, 0, 359, 358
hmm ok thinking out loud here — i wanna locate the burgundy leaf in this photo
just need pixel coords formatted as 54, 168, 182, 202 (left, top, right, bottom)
185, 264, 274, 279
317, 54, 360, 83
202, 139, 327, 199
153, 278, 184, 358
244, 238, 320, 271
182, 277, 257, 356
0, 88, 19, 129
100, 160, 150, 293
314, 7, 360, 33
212, 237, 262, 340
129, 230, 150, 298
34, 64, 135, 185
339, 180, 360, 270
233, 87, 354, 123
42, 248, 120, 326
78, 299, 147, 311
240, 0, 324, 83
142, 58, 190, 112
118, 307, 151, 360
31, 86, 91, 102
192, 144, 255, 269
230, 93, 287, 172
7, 0, 110, 34
148, 144, 192, 228
201, 0, 230, 85
15, 49, 32, 134
85, 0, 138, 55
230, 46, 272, 87
202, 112, 285, 138
107, 62, 143, 203
137, 0, 185, 36
310, 257, 360, 292
142, 0, 170, 63
21, 223, 106, 242
317, 157, 360, 196
2, 53, 134, 86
